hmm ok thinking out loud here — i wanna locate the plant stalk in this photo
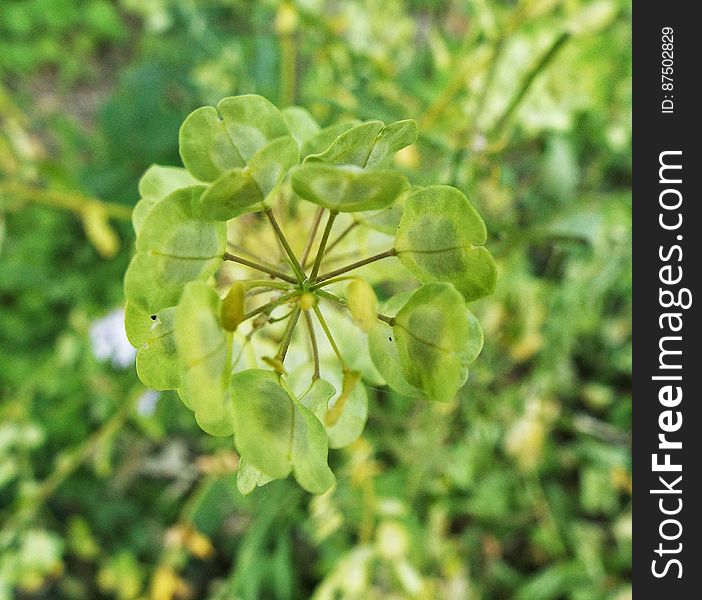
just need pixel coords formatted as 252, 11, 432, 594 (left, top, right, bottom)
314, 248, 396, 283
309, 210, 338, 280
264, 207, 306, 282
224, 252, 298, 284
300, 206, 324, 267
304, 310, 321, 379
276, 308, 301, 362
313, 304, 346, 368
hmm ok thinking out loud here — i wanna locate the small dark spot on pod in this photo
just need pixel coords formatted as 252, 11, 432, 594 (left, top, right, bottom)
388, 336, 392, 341
150, 315, 157, 321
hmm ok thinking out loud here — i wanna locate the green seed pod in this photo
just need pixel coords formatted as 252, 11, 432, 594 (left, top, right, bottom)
221, 282, 246, 331
346, 279, 378, 333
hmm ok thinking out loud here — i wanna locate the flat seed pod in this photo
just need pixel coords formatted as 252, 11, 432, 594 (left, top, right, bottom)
368, 291, 426, 399
247, 135, 299, 198
298, 378, 336, 421
179, 106, 245, 182
300, 121, 360, 158
126, 186, 226, 314
230, 369, 334, 492
393, 282, 482, 402
346, 279, 378, 333
134, 307, 182, 391
291, 163, 409, 212
198, 136, 299, 220
395, 185, 497, 302
292, 400, 336, 494
305, 119, 417, 168
317, 366, 368, 449
231, 369, 294, 478
175, 282, 234, 437
354, 199, 406, 235
198, 168, 262, 221
237, 458, 274, 496
306, 121, 384, 166
364, 119, 418, 169
124, 301, 152, 348
282, 106, 320, 148
179, 95, 289, 182
133, 165, 200, 234
216, 95, 290, 162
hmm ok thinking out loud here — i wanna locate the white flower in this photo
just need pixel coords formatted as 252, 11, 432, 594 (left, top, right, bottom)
137, 390, 161, 416
89, 308, 136, 369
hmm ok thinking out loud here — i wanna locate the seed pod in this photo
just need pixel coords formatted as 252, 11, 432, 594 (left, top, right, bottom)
347, 279, 378, 333
220, 282, 246, 331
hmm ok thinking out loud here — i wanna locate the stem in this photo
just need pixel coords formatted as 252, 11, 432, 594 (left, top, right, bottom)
314, 248, 396, 284
316, 289, 395, 327
472, 35, 507, 136
240, 279, 291, 291
309, 210, 338, 281
242, 292, 298, 322
276, 308, 301, 362
322, 220, 358, 259
377, 313, 395, 326
315, 288, 347, 307
311, 275, 359, 289
224, 252, 298, 284
227, 242, 273, 265
313, 304, 346, 369
490, 31, 571, 137
300, 207, 324, 267
304, 310, 320, 379
264, 207, 305, 282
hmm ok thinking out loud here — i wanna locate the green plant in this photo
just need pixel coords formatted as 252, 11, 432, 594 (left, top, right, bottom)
123, 94, 496, 495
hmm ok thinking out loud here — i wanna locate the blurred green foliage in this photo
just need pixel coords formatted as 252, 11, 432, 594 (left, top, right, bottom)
0, 0, 631, 598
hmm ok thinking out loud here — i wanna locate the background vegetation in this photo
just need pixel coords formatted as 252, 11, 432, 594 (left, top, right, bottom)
0, 0, 631, 598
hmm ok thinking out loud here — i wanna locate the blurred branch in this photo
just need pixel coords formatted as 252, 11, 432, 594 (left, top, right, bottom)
489, 31, 571, 138
0, 179, 133, 221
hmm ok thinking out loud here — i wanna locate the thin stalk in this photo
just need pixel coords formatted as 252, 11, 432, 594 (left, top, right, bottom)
269, 308, 296, 324
242, 292, 299, 322
300, 207, 324, 267
264, 208, 305, 282
309, 210, 338, 281
313, 304, 346, 369
276, 308, 301, 362
304, 310, 320, 380
315, 288, 347, 307
377, 314, 395, 326
472, 36, 506, 128
224, 252, 298, 284
490, 31, 571, 137
226, 242, 270, 264
322, 220, 358, 258
241, 279, 292, 291
316, 289, 395, 327
311, 275, 359, 289
314, 248, 396, 284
